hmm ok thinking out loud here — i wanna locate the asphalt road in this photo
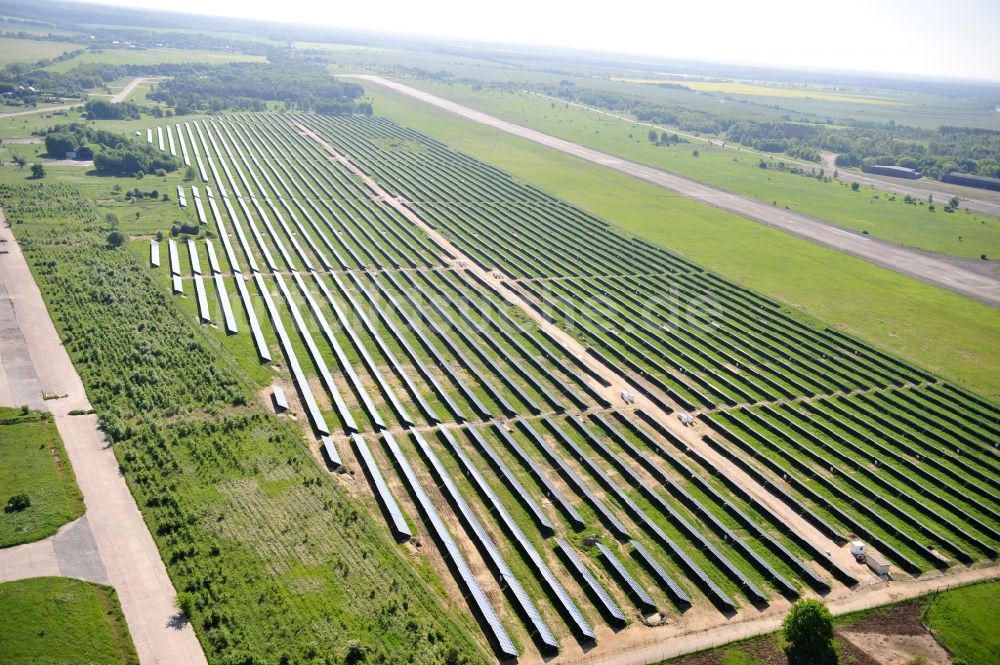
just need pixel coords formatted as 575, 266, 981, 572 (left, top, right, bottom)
532, 91, 1000, 218
348, 75, 1000, 308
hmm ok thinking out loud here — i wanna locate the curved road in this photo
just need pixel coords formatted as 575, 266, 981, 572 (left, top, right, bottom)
347, 75, 1000, 308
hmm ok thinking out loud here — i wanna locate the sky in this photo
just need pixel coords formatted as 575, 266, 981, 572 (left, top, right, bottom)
86, 0, 1000, 81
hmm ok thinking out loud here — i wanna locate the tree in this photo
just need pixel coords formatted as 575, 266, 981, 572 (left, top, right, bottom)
949, 196, 960, 209
783, 599, 836, 665
105, 212, 119, 230
106, 230, 126, 248
692, 149, 700, 157
648, 129, 658, 143
44, 131, 78, 157
13, 154, 26, 170
850, 181, 860, 191
184, 166, 196, 181
4, 493, 30, 513
155, 168, 167, 178
30, 163, 45, 179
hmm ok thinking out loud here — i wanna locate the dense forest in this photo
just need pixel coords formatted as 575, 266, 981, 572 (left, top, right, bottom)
540, 82, 1000, 179
0, 52, 368, 114
147, 61, 367, 114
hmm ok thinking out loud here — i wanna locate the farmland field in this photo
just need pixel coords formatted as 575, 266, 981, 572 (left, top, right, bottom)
43, 47, 266, 72
0, 406, 84, 547
0, 36, 83, 65
611, 79, 905, 105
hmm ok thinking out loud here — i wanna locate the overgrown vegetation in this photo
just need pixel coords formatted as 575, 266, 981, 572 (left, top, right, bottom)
0, 405, 84, 547
0, 181, 484, 664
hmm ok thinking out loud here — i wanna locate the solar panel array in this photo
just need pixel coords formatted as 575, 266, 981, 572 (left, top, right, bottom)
139, 112, 1000, 659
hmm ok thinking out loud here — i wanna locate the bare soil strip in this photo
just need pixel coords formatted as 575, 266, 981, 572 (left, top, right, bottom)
344, 75, 1000, 308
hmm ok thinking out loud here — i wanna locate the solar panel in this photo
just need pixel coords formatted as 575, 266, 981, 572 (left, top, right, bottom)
438, 429, 594, 641
410, 429, 558, 653
381, 431, 516, 659
555, 539, 627, 628
351, 434, 409, 538
596, 542, 656, 615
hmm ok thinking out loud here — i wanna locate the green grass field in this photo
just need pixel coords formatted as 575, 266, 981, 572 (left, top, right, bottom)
405, 83, 1000, 260
0, 407, 84, 548
44, 47, 265, 73
0, 37, 84, 65
365, 85, 1000, 401
924, 581, 1000, 664
0, 577, 139, 664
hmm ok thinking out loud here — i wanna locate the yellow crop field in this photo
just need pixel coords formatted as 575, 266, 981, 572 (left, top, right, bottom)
612, 77, 904, 105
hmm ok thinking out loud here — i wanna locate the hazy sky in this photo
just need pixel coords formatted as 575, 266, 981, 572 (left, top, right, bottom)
91, 0, 1000, 81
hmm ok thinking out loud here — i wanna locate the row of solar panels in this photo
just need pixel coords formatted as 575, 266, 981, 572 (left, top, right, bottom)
701, 414, 924, 575
599, 411, 834, 593
537, 417, 738, 611
821, 393, 1000, 506
565, 414, 796, 601
381, 430, 518, 659
738, 405, 989, 563
773, 402, 998, 551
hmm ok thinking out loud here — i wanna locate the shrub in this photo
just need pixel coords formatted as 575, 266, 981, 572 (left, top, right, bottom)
4, 494, 31, 513
783, 599, 835, 665
106, 230, 126, 248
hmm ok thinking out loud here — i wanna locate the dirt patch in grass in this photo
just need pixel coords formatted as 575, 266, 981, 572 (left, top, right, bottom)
838, 600, 927, 636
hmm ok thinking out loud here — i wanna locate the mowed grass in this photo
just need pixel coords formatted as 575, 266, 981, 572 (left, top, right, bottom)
923, 581, 1000, 664
0, 577, 138, 665
0, 407, 84, 548
0, 37, 84, 65
366, 85, 1000, 400
45, 47, 265, 73
409, 83, 1000, 260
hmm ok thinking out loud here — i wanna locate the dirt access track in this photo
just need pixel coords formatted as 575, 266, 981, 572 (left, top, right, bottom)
345, 75, 1000, 309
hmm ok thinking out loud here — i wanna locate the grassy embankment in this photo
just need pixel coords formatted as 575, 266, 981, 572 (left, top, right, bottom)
364, 85, 1000, 401
0, 577, 139, 664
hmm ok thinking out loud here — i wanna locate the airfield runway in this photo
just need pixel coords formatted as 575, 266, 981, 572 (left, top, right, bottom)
347, 75, 1000, 308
